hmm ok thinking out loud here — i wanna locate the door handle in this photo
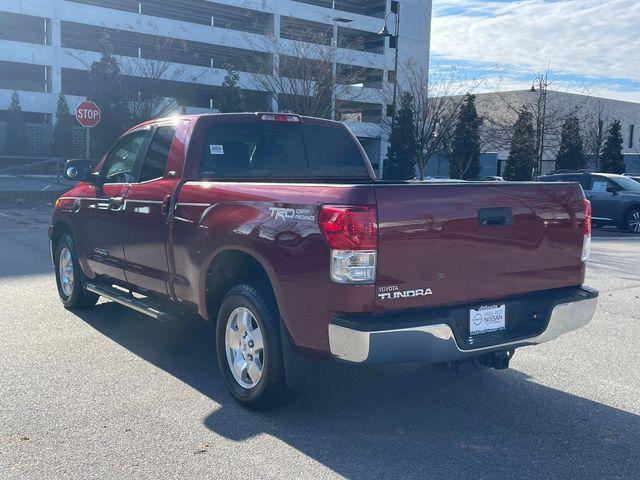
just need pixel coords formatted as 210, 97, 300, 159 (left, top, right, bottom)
478, 207, 513, 226
109, 197, 124, 211
586, 195, 594, 200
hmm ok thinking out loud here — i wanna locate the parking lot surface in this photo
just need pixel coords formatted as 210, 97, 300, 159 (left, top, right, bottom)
1, 205, 639, 479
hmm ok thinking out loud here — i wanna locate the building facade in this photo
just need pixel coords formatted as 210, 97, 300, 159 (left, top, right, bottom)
0, 0, 433, 176
425, 90, 640, 178
474, 90, 640, 176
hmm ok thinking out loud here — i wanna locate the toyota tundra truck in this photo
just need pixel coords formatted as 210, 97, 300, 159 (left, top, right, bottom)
50, 113, 598, 409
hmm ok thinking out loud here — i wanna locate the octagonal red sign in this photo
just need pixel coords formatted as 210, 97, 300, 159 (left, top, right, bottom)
75, 101, 101, 128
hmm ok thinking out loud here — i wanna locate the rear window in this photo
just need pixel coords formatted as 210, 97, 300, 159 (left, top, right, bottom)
199, 122, 369, 179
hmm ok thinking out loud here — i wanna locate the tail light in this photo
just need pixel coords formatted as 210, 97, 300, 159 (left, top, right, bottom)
318, 205, 377, 284
582, 198, 591, 262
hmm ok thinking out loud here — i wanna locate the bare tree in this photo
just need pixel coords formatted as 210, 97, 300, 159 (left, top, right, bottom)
483, 67, 591, 176
247, 32, 361, 118
380, 61, 471, 179
119, 36, 206, 125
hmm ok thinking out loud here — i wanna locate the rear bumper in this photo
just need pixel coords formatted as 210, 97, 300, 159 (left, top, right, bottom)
328, 286, 598, 364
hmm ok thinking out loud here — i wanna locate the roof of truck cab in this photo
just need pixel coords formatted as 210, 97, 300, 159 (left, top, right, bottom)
125, 112, 344, 134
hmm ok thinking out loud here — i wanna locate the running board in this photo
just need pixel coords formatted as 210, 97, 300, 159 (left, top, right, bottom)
85, 283, 176, 322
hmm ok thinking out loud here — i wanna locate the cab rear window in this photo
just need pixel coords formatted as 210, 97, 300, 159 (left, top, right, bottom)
200, 122, 369, 179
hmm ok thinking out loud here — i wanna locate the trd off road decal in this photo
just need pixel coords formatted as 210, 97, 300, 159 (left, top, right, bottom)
377, 285, 433, 301
269, 206, 316, 222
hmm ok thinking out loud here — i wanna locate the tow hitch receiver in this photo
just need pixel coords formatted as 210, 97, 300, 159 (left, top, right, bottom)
449, 350, 514, 373
482, 350, 513, 370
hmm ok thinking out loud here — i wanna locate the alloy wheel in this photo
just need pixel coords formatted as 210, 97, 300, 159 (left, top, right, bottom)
224, 307, 265, 389
629, 210, 640, 233
58, 247, 74, 297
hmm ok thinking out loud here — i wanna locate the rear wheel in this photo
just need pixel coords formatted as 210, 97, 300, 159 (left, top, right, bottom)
54, 233, 99, 309
215, 283, 294, 410
626, 208, 640, 234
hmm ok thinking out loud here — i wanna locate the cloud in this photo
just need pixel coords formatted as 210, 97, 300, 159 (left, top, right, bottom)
430, 0, 640, 101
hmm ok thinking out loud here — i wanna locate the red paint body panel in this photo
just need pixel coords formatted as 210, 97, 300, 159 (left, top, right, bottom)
51, 114, 589, 357
373, 183, 586, 311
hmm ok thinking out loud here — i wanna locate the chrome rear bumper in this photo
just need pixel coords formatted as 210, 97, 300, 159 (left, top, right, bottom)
328, 289, 598, 364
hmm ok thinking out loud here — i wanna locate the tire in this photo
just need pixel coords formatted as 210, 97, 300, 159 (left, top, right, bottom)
215, 283, 295, 410
54, 233, 99, 309
625, 208, 640, 234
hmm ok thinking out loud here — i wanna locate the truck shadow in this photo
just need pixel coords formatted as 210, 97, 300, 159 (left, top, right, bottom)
74, 303, 638, 479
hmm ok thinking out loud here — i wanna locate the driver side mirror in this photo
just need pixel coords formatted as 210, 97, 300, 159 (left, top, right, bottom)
605, 185, 619, 195
64, 159, 98, 183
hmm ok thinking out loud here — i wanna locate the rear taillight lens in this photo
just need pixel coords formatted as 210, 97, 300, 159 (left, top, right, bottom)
319, 205, 377, 284
582, 198, 591, 262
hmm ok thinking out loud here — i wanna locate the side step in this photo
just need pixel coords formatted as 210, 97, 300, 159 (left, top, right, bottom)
85, 283, 176, 322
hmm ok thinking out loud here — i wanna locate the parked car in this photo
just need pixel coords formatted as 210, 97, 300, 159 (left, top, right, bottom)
539, 172, 640, 233
50, 113, 598, 409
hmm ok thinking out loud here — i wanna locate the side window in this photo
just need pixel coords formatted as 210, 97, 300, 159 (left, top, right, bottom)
563, 174, 590, 190
102, 131, 148, 184
138, 126, 176, 182
590, 177, 610, 192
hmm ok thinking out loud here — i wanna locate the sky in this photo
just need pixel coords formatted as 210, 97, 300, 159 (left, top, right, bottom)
429, 0, 640, 102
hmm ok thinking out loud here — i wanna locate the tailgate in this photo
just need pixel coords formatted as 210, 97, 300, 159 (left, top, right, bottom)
374, 182, 586, 311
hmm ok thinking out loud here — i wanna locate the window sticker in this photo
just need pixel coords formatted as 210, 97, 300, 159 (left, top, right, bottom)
210, 144, 224, 155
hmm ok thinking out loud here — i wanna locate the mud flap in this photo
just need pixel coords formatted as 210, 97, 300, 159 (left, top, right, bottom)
280, 319, 316, 392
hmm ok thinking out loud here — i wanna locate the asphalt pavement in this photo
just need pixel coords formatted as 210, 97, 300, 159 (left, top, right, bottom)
1, 204, 639, 479
0, 175, 74, 192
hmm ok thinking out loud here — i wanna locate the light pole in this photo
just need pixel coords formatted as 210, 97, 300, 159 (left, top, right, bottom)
378, 8, 400, 123
529, 77, 548, 179
378, 8, 400, 179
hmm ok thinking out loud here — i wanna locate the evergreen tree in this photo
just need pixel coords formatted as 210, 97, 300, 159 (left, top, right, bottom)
87, 42, 127, 157
52, 93, 74, 157
504, 109, 535, 181
6, 91, 27, 155
555, 115, 584, 171
384, 93, 418, 180
217, 69, 244, 113
600, 119, 625, 174
449, 94, 482, 180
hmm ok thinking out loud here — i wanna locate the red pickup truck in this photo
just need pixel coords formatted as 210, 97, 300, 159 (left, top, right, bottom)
50, 113, 598, 409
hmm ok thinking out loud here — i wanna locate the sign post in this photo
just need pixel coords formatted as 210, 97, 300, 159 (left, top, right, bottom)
75, 100, 101, 159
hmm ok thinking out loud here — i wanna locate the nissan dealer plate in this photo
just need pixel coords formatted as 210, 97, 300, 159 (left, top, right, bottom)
469, 304, 506, 335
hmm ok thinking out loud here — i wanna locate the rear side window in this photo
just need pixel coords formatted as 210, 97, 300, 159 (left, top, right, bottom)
589, 176, 613, 192
200, 122, 368, 179
138, 125, 176, 182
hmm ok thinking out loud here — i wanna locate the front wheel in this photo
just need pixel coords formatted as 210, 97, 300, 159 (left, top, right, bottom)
54, 233, 99, 309
626, 208, 640, 234
215, 283, 294, 410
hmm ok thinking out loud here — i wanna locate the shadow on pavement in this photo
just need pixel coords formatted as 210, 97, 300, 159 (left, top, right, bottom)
73, 302, 638, 479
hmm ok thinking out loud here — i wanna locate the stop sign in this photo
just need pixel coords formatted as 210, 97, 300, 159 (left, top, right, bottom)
75, 101, 101, 128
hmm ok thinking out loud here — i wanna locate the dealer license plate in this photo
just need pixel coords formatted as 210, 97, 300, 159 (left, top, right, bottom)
469, 304, 506, 335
